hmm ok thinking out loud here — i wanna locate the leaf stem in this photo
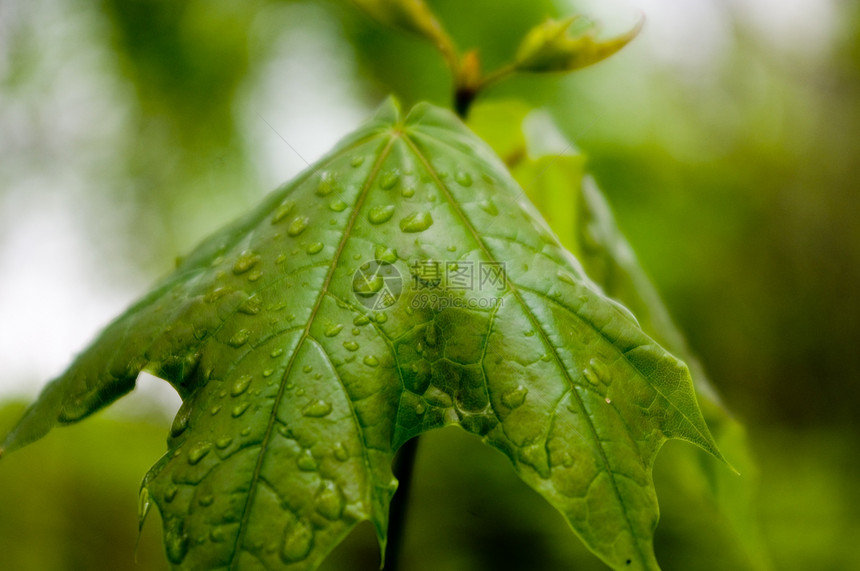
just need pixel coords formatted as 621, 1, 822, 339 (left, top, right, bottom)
384, 436, 420, 570
453, 88, 476, 119
453, 64, 517, 118
475, 64, 517, 92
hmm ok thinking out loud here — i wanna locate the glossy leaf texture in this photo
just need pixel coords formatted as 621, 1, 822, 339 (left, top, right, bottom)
2, 99, 724, 571
469, 100, 765, 569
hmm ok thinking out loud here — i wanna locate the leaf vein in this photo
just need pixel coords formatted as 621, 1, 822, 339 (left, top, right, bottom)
400, 131, 648, 563
226, 133, 399, 568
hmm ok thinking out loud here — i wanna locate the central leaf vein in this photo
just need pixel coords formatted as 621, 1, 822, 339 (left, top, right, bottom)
227, 134, 400, 568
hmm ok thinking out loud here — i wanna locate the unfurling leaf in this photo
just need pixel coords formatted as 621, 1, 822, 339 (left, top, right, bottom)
514, 16, 643, 73
2, 99, 724, 571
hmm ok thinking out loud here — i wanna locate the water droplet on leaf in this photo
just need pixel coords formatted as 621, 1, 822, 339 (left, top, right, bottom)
400, 211, 433, 233
329, 199, 347, 212
187, 442, 212, 465
352, 272, 383, 297
287, 216, 310, 237
374, 245, 397, 263
233, 250, 260, 275
302, 400, 332, 418
424, 324, 437, 347
280, 519, 314, 563
501, 385, 528, 409
406, 360, 432, 394
297, 450, 318, 471
315, 480, 346, 520
210, 526, 226, 543
238, 295, 262, 315
324, 324, 343, 337
583, 358, 612, 386
368, 205, 395, 224
231, 375, 252, 396
478, 199, 498, 216
333, 442, 349, 461
205, 287, 232, 303
557, 270, 577, 286
165, 518, 189, 564
170, 400, 192, 437
379, 169, 400, 190
455, 171, 472, 186
138, 487, 152, 527
272, 200, 296, 224
228, 329, 250, 348
316, 173, 337, 196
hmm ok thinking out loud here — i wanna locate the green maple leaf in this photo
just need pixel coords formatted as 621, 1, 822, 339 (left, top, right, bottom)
1, 99, 725, 570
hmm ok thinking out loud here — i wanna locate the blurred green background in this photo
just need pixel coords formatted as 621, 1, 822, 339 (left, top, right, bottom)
1, 0, 858, 569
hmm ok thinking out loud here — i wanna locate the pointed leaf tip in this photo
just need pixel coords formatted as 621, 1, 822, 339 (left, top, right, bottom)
514, 15, 644, 73
377, 95, 403, 122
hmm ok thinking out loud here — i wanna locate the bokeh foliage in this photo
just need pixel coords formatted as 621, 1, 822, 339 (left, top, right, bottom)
2, 0, 859, 569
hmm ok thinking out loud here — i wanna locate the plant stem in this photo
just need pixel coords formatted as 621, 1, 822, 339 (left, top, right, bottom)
453, 64, 517, 118
454, 88, 476, 119
384, 436, 420, 570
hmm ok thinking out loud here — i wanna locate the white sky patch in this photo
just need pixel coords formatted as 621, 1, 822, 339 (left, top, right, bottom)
0, 0, 180, 415
564, 0, 732, 77
728, 0, 838, 61
0, 187, 182, 415
239, 2, 371, 191
567, 0, 838, 68
0, 0, 117, 399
